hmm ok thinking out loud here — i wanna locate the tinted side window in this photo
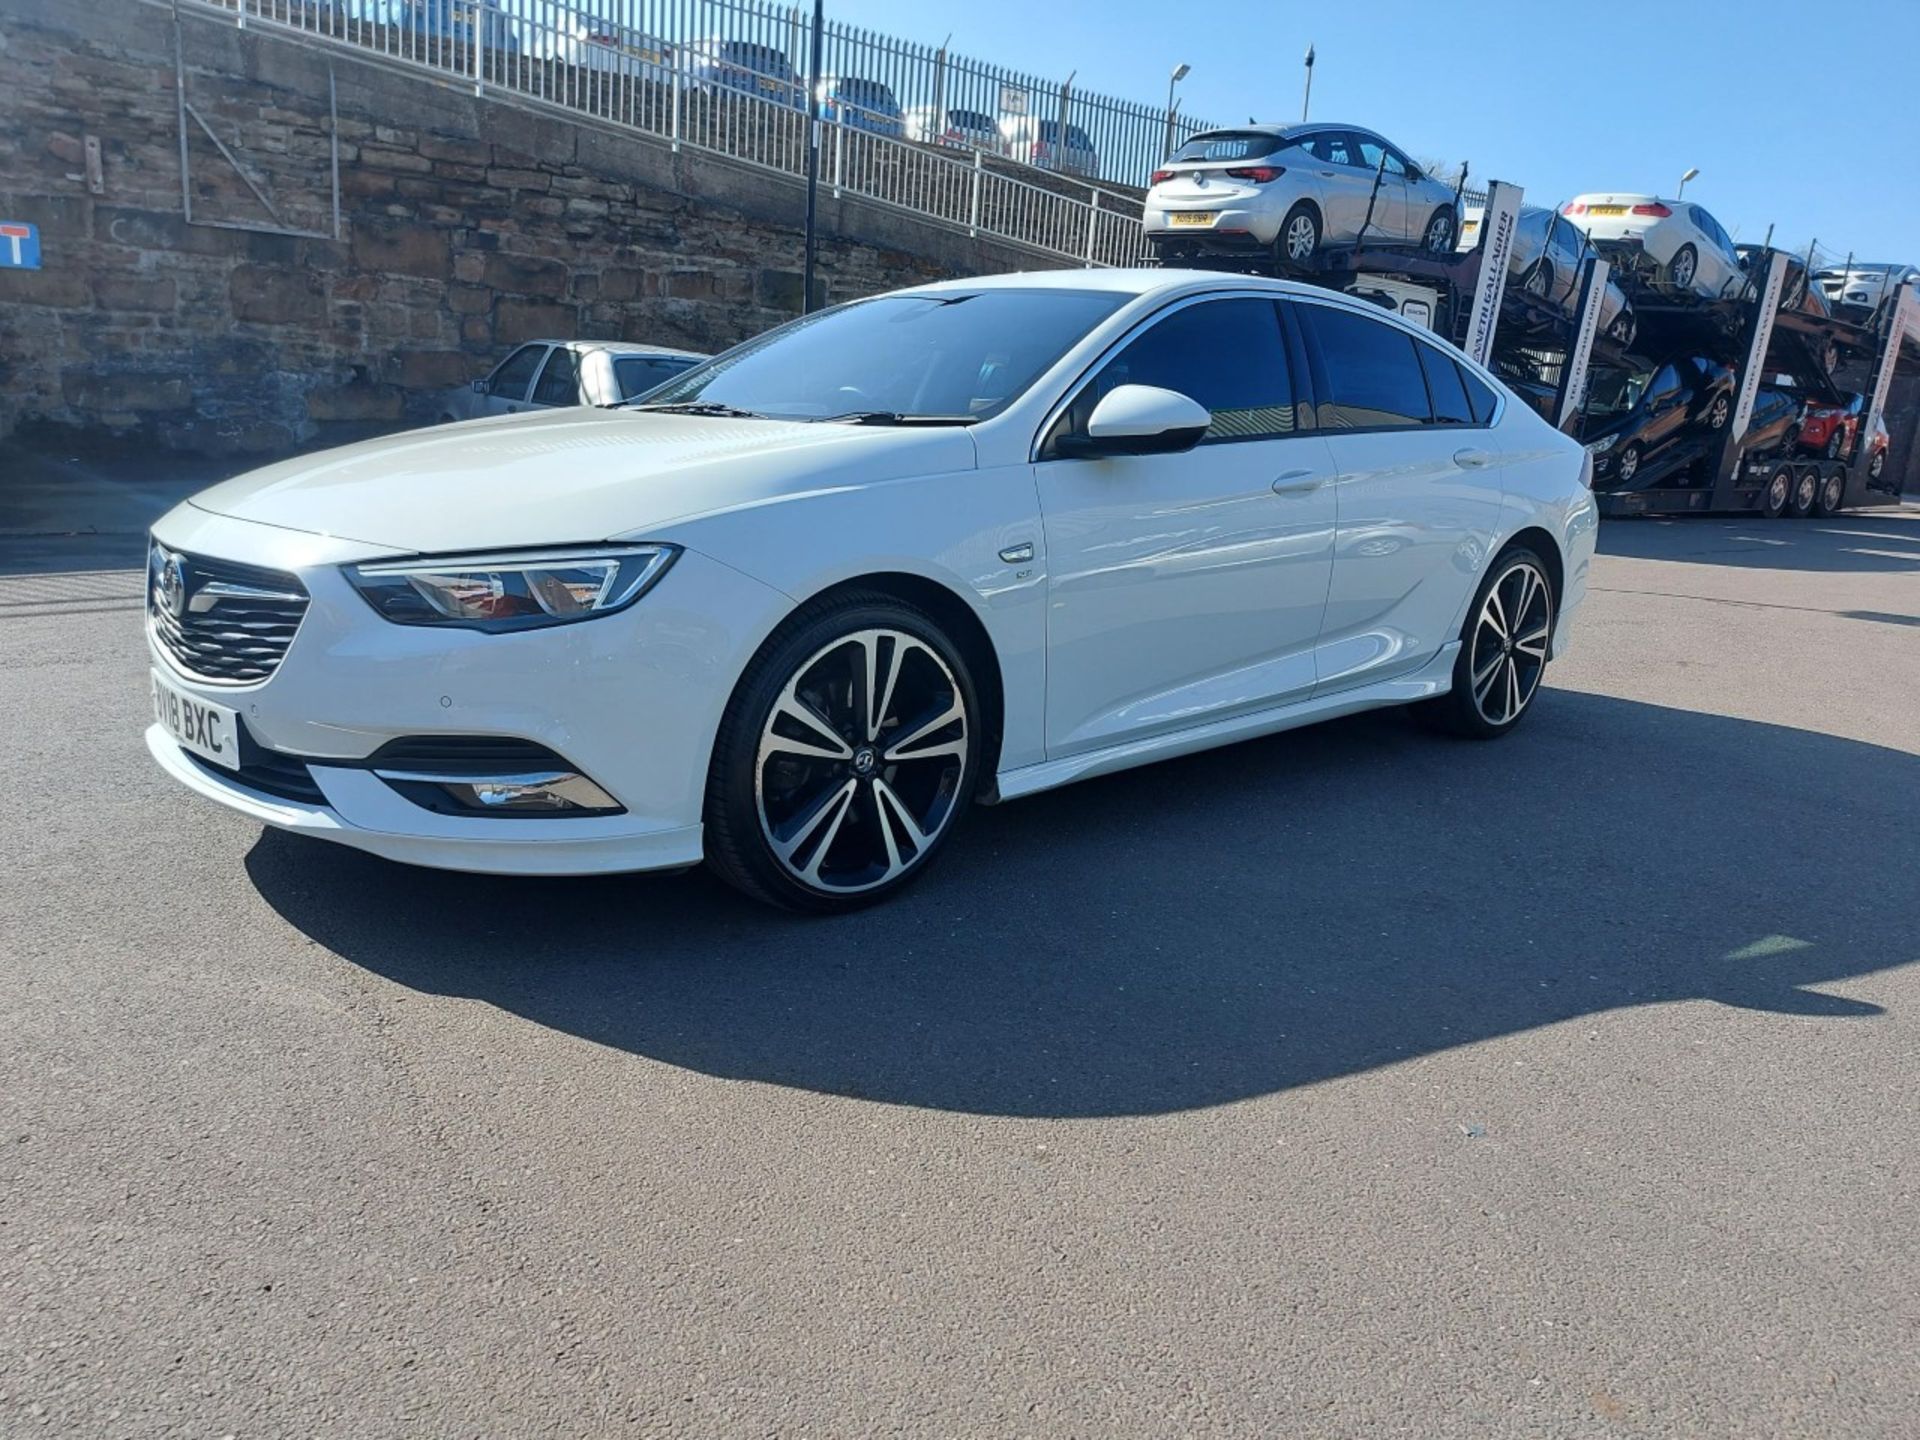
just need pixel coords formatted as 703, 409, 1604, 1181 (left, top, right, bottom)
1648, 364, 1681, 400
1302, 305, 1432, 429
1056, 298, 1297, 449
1460, 366, 1500, 425
1417, 343, 1474, 425
531, 347, 581, 406
488, 344, 546, 399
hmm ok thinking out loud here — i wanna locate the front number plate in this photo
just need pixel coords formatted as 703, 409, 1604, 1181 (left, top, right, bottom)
1168, 211, 1217, 228
151, 668, 240, 771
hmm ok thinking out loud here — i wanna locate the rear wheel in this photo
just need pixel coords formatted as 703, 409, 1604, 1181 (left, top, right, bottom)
1422, 207, 1456, 253
1814, 468, 1846, 517
1419, 545, 1555, 740
1788, 468, 1818, 518
1606, 310, 1637, 347
1667, 243, 1699, 291
1278, 203, 1321, 270
1522, 259, 1553, 297
1760, 465, 1792, 518
704, 594, 980, 912
1824, 429, 1844, 460
1705, 394, 1731, 431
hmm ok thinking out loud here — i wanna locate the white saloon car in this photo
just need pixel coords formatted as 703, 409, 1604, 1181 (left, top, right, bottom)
1562, 194, 1747, 300
145, 271, 1597, 911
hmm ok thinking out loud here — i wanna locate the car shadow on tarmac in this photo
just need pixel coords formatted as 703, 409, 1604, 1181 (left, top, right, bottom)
246, 691, 1918, 1118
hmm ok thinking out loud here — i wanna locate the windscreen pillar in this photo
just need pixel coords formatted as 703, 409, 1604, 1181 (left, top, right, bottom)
1554, 255, 1610, 434
1461, 180, 1523, 366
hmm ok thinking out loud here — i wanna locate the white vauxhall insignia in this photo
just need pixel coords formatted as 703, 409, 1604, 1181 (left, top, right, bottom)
146, 269, 1598, 911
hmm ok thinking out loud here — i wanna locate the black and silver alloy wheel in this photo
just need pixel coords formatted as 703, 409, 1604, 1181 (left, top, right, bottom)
706, 595, 979, 911
1467, 560, 1552, 727
756, 629, 967, 895
1420, 546, 1555, 739
1706, 394, 1731, 430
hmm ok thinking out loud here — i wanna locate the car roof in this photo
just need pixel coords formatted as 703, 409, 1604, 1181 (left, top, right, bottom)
549, 340, 709, 360
898, 267, 1454, 317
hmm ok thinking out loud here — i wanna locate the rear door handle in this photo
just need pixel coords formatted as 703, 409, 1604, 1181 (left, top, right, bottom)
1453, 447, 1493, 470
1272, 469, 1323, 495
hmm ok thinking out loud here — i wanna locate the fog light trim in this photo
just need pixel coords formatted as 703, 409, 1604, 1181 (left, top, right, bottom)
374, 768, 624, 817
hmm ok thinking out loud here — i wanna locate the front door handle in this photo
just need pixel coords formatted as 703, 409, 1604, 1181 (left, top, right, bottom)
1272, 469, 1323, 495
1453, 447, 1492, 470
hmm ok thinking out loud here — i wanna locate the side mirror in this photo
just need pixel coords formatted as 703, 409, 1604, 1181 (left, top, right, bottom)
1067, 384, 1211, 456
471, 378, 487, 394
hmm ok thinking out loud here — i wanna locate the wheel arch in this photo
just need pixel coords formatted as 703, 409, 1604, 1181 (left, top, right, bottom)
1498, 524, 1565, 606
735, 570, 1008, 800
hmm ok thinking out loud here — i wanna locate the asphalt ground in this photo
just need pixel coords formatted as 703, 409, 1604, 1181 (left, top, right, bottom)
3, 453, 1917, 1437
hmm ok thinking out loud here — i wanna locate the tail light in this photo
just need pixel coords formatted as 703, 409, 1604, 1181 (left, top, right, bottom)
1225, 166, 1284, 183
1562, 202, 1587, 215
1150, 169, 1174, 185
1631, 202, 1672, 217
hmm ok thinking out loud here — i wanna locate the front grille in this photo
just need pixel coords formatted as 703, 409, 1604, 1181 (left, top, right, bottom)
185, 723, 328, 805
148, 544, 309, 684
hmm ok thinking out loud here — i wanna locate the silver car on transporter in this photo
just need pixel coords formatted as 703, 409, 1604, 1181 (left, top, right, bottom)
1146, 123, 1461, 269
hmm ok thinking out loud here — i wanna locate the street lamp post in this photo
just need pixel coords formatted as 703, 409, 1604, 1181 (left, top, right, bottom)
1162, 62, 1189, 162
1301, 43, 1314, 122
802, 0, 825, 314
1677, 166, 1700, 200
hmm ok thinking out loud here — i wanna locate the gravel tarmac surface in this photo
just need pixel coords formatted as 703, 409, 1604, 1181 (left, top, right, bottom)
4, 497, 1917, 1438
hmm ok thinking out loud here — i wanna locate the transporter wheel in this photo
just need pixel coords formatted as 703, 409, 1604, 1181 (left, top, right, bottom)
1869, 449, 1886, 481
704, 591, 980, 913
1522, 260, 1553, 297
1760, 465, 1792, 518
1615, 443, 1642, 484
1422, 207, 1456, 253
1278, 202, 1321, 270
1788, 468, 1818, 518
1418, 544, 1556, 740
1814, 467, 1847, 517
1667, 243, 1698, 292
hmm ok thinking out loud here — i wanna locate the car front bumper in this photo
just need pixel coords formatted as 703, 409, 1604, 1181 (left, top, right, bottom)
144, 506, 792, 876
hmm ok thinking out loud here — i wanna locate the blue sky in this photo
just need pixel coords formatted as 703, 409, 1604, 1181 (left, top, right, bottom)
825, 0, 1914, 264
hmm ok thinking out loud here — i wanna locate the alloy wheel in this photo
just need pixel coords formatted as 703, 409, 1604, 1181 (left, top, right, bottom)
1708, 396, 1730, 430
1617, 445, 1640, 482
1285, 214, 1318, 262
754, 628, 968, 895
1524, 262, 1551, 297
1425, 212, 1454, 252
1820, 472, 1845, 513
1670, 248, 1697, 290
1468, 561, 1552, 727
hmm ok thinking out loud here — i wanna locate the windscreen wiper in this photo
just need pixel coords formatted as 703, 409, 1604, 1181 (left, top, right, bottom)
625, 400, 765, 418
817, 411, 979, 426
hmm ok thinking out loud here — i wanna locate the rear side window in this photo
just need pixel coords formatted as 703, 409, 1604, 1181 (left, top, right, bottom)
488, 344, 546, 399
1416, 343, 1474, 425
1056, 297, 1299, 448
1304, 132, 1357, 167
1460, 366, 1499, 424
1171, 131, 1280, 163
1301, 305, 1432, 429
531, 347, 581, 406
614, 356, 696, 400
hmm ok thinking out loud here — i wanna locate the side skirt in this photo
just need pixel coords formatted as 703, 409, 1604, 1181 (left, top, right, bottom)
993, 642, 1461, 804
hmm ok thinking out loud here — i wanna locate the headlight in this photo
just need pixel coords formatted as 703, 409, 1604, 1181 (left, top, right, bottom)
345, 544, 677, 631
1584, 434, 1617, 455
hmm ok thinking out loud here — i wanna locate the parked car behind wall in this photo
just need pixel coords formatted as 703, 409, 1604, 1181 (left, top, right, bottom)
440, 340, 709, 422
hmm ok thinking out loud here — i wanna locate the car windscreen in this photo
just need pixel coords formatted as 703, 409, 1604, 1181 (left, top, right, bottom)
1586, 368, 1649, 415
613, 356, 697, 400
1171, 131, 1282, 163
948, 109, 996, 131
634, 290, 1129, 422
833, 78, 897, 109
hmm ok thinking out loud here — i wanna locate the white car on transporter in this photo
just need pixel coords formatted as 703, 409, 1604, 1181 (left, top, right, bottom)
1562, 193, 1748, 300
145, 270, 1597, 912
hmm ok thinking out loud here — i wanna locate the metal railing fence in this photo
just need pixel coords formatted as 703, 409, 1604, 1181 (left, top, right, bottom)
189, 0, 1161, 266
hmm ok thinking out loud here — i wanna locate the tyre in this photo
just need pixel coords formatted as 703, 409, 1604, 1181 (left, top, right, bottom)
1522, 259, 1553, 298
1760, 465, 1791, 518
1606, 311, 1637, 347
1422, 207, 1456, 254
1277, 202, 1321, 270
1615, 442, 1642, 484
1705, 394, 1731, 431
1824, 429, 1844, 460
1667, 243, 1698, 292
1419, 544, 1555, 740
1788, 468, 1818, 518
1869, 449, 1886, 481
1814, 468, 1846, 517
704, 593, 980, 912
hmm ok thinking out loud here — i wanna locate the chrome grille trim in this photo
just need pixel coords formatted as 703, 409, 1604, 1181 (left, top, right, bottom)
148, 543, 310, 685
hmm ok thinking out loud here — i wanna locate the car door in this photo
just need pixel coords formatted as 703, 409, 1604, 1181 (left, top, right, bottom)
1351, 134, 1412, 242
482, 343, 547, 416
1689, 207, 1742, 298
1638, 363, 1689, 452
1293, 299, 1509, 693
1033, 294, 1340, 758
528, 345, 583, 409
1301, 130, 1374, 242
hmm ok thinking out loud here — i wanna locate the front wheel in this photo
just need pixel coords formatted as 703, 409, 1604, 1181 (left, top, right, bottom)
1606, 311, 1637, 347
1615, 442, 1642, 484
1824, 429, 1844, 460
704, 595, 980, 912
1419, 546, 1555, 739
1705, 394, 1731, 431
